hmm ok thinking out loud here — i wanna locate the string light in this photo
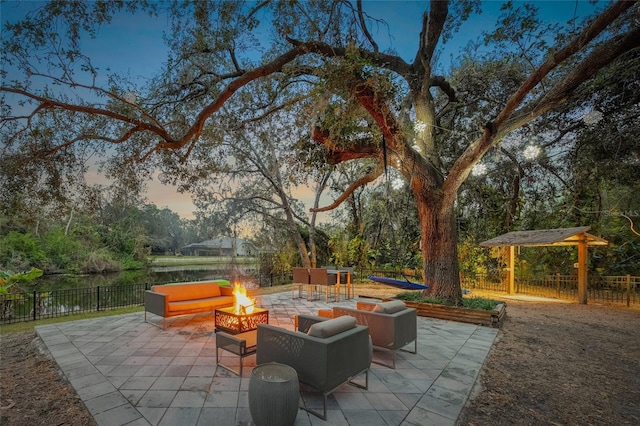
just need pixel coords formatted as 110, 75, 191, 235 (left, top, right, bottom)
582, 110, 603, 125
414, 121, 427, 133
523, 145, 541, 160
124, 91, 137, 104
471, 163, 487, 176
391, 177, 405, 190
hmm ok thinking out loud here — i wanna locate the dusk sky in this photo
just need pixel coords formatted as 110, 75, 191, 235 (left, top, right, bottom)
2, 1, 599, 220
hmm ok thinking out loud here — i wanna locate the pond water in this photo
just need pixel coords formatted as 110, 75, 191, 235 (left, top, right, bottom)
0, 264, 274, 324
28, 264, 261, 291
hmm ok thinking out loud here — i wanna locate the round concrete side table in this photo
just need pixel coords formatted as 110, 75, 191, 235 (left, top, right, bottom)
248, 362, 299, 426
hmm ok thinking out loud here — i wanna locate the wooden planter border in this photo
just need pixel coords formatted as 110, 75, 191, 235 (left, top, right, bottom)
383, 298, 506, 328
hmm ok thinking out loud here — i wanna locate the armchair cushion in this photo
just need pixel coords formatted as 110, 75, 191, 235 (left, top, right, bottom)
373, 300, 407, 314
307, 316, 356, 338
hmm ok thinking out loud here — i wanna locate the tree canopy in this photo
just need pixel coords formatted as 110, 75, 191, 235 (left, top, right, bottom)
2, 0, 638, 303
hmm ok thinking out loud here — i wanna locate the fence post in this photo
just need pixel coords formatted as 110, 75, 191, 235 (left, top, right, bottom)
627, 275, 631, 307
33, 291, 37, 321
97, 286, 100, 312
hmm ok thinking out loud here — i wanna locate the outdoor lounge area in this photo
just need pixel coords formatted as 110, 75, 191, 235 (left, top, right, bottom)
35, 292, 498, 425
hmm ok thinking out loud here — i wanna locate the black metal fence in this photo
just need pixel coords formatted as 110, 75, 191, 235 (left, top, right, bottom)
257, 271, 292, 287
0, 283, 150, 325
4, 270, 637, 325
462, 273, 640, 306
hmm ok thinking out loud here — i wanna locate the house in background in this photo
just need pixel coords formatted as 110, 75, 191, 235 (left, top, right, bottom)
181, 237, 257, 257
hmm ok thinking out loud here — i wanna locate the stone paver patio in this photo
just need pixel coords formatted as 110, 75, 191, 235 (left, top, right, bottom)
35, 292, 498, 425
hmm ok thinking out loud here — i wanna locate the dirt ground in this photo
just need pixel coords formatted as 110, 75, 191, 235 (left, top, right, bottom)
1, 289, 639, 425
457, 296, 640, 426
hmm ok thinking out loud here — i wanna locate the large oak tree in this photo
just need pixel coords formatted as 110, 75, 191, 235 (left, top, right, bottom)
2, 0, 638, 303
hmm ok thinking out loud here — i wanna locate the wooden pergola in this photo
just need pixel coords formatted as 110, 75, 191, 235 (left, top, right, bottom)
479, 226, 608, 304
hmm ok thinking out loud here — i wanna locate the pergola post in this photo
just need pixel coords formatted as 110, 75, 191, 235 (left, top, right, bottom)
577, 237, 588, 304
507, 245, 515, 295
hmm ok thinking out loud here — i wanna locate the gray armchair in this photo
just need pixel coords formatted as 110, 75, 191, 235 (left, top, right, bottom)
256, 315, 372, 420
333, 300, 417, 369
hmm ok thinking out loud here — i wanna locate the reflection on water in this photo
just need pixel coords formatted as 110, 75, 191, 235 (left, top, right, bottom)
28, 265, 259, 291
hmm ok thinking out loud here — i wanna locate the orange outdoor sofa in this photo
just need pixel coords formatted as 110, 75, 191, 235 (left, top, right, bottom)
144, 280, 234, 329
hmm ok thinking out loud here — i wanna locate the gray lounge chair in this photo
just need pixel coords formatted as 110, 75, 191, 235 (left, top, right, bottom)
256, 315, 372, 420
333, 300, 417, 369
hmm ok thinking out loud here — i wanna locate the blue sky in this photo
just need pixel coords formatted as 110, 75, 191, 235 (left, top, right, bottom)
1, 1, 601, 219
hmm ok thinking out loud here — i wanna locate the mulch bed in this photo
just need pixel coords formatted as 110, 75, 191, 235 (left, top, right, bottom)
0, 332, 96, 426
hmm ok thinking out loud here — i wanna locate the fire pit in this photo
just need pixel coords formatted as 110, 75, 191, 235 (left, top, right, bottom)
215, 283, 269, 334
215, 306, 269, 334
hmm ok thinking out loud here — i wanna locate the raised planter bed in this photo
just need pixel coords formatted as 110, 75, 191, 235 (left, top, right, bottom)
382, 297, 506, 328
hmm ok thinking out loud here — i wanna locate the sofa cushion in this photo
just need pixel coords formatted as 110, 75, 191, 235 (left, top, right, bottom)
373, 300, 407, 314
168, 296, 234, 312
152, 283, 221, 302
307, 316, 356, 338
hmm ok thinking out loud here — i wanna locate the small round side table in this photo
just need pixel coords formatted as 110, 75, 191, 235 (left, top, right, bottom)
248, 362, 299, 426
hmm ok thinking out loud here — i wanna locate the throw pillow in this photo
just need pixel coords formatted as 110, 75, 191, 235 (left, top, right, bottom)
373, 300, 407, 314
307, 316, 357, 338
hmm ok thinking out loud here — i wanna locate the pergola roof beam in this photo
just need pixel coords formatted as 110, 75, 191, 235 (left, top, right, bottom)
479, 226, 608, 247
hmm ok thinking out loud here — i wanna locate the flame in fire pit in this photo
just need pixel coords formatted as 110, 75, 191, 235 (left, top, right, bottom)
233, 282, 255, 314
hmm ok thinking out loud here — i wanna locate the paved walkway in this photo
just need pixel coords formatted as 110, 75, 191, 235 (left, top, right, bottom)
35, 292, 498, 425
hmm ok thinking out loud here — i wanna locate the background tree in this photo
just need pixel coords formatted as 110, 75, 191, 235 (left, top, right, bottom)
187, 109, 332, 267
2, 1, 638, 303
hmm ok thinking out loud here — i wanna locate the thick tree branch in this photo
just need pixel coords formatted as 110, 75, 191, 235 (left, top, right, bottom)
310, 161, 384, 213
357, 0, 379, 52
537, 27, 640, 109
285, 37, 412, 76
498, 25, 640, 140
415, 0, 449, 69
182, 44, 314, 146
26, 70, 165, 128
442, 0, 637, 200
246, 0, 271, 20
311, 127, 381, 163
44, 127, 147, 158
4, 39, 410, 160
1, 87, 174, 143
493, 0, 635, 131
430, 75, 458, 102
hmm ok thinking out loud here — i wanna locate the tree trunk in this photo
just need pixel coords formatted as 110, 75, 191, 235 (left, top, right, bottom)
283, 202, 311, 267
505, 171, 522, 232
415, 188, 462, 305
309, 171, 331, 268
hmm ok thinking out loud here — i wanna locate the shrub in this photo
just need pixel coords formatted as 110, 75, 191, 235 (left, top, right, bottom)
395, 291, 500, 310
81, 249, 121, 274
41, 228, 85, 272
0, 231, 46, 269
